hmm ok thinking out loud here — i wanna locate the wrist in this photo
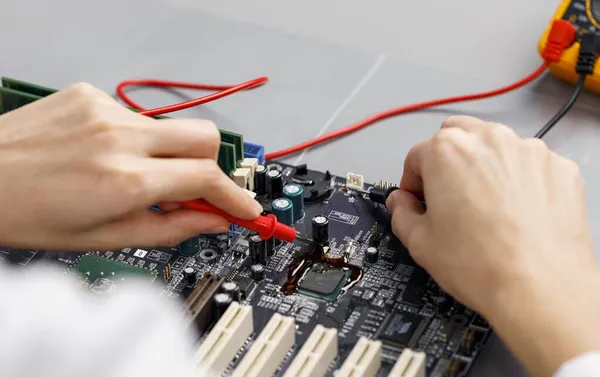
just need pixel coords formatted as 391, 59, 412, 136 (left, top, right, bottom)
484, 254, 600, 377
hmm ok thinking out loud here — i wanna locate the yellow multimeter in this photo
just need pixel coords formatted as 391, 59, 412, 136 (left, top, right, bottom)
538, 0, 600, 94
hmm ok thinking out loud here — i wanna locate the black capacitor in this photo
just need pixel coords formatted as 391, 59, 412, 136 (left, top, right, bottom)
178, 236, 201, 256
249, 234, 267, 264
216, 233, 230, 246
266, 169, 284, 199
365, 247, 379, 263
183, 267, 197, 286
311, 215, 330, 244
265, 237, 275, 257
220, 281, 241, 302
251, 264, 265, 281
213, 293, 233, 320
254, 165, 267, 195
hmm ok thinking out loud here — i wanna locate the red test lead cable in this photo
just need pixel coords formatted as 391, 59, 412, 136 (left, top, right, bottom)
265, 19, 576, 160
176, 199, 297, 242
264, 63, 549, 159
116, 76, 268, 117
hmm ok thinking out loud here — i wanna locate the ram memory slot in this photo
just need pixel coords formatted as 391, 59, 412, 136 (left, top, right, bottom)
220, 130, 244, 163
218, 141, 237, 174
1, 77, 57, 97
0, 87, 41, 114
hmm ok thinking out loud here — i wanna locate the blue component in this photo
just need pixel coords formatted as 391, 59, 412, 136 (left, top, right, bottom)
282, 183, 305, 222
244, 141, 265, 164
271, 197, 294, 226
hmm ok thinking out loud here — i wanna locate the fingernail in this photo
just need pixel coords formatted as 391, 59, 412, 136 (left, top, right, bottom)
253, 201, 264, 215
386, 190, 398, 211
209, 224, 230, 233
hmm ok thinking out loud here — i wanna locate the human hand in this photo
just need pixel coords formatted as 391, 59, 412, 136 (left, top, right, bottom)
0, 83, 262, 250
387, 116, 600, 377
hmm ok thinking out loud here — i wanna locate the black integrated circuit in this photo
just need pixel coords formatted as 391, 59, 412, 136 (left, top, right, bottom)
298, 263, 348, 301
376, 311, 427, 349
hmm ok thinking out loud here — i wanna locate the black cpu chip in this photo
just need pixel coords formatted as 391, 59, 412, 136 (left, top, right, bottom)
376, 312, 424, 348
297, 263, 348, 301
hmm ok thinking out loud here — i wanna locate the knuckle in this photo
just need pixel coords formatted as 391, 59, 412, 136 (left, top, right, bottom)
485, 123, 517, 141
429, 129, 460, 159
440, 116, 461, 129
431, 128, 458, 145
201, 162, 225, 189
565, 158, 583, 178
441, 115, 473, 128
113, 167, 149, 203
66, 82, 100, 97
523, 138, 548, 153
92, 121, 122, 147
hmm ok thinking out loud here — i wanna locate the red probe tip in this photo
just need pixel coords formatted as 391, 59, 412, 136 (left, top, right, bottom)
253, 214, 297, 243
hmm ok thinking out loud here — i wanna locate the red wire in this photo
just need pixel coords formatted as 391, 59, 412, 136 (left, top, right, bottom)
116, 63, 548, 160
116, 77, 268, 117
265, 62, 550, 160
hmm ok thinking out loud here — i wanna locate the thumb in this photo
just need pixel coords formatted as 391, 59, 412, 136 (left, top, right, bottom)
386, 189, 426, 250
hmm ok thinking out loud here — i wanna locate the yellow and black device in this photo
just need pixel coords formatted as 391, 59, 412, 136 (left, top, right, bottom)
539, 0, 600, 94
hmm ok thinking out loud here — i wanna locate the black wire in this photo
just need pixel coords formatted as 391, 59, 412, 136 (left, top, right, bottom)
535, 75, 587, 139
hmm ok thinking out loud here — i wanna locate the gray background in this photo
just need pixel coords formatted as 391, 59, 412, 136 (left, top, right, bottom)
1, 1, 598, 376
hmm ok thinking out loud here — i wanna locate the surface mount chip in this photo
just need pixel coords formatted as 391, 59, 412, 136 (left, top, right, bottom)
297, 263, 349, 301
375, 311, 425, 349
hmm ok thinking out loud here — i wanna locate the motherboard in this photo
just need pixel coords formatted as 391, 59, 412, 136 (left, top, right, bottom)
0, 78, 491, 377
0, 161, 491, 377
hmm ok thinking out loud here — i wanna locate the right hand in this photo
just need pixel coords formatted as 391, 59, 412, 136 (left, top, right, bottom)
387, 116, 599, 377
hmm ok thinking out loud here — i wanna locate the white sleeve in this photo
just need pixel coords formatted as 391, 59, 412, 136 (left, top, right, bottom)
0, 260, 205, 377
555, 352, 600, 377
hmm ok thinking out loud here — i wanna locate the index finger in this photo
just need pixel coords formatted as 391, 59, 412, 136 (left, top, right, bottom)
142, 159, 263, 220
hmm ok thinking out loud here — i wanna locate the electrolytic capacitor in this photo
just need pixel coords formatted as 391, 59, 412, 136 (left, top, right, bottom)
216, 233, 230, 246
266, 169, 283, 199
183, 267, 197, 286
220, 281, 241, 302
251, 264, 265, 281
254, 165, 267, 195
271, 198, 294, 226
178, 236, 201, 256
311, 215, 329, 244
213, 292, 233, 320
282, 183, 304, 221
265, 237, 275, 257
365, 246, 379, 263
249, 234, 267, 264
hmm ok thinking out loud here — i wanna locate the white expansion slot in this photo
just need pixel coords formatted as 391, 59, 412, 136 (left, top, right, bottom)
282, 325, 338, 377
389, 348, 426, 377
337, 337, 382, 377
230, 313, 296, 377
195, 302, 253, 376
